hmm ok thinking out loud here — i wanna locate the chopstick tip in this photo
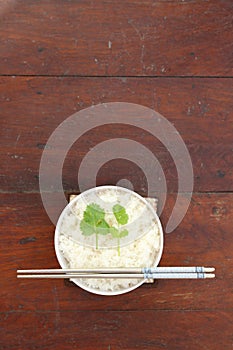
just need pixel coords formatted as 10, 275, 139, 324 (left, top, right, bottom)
204, 267, 215, 272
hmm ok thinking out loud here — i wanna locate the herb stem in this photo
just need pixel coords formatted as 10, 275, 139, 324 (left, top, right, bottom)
96, 231, 98, 250
117, 237, 120, 256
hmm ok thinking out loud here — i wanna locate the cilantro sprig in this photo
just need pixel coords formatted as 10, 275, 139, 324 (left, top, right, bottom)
112, 204, 129, 225
80, 202, 129, 255
111, 204, 129, 255
80, 203, 109, 249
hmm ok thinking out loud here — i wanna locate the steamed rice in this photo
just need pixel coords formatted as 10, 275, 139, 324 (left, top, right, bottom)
58, 188, 161, 293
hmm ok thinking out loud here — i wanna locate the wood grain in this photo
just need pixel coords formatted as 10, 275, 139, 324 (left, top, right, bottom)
0, 77, 232, 193
1, 1, 233, 348
0, 0, 232, 76
1, 310, 232, 350
1, 192, 232, 313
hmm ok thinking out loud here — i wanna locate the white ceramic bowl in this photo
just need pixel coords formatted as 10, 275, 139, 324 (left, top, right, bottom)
54, 185, 164, 295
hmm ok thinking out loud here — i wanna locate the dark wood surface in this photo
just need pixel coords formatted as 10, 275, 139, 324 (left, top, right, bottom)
1, 1, 232, 349
1, 0, 232, 76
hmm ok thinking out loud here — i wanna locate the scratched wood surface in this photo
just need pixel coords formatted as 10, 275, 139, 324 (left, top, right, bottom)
1, 192, 233, 348
1, 0, 233, 349
1, 77, 232, 193
0, 0, 232, 76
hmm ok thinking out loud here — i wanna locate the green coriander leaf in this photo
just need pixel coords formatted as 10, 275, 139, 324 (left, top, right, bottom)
80, 220, 95, 236
109, 226, 119, 238
80, 203, 109, 242
119, 229, 128, 238
109, 227, 129, 239
112, 204, 129, 225
83, 203, 105, 226
96, 219, 110, 235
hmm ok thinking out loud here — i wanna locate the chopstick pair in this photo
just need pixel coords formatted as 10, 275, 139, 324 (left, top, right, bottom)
17, 266, 215, 279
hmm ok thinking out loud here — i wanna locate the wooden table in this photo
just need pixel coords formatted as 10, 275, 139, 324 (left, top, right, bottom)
1, 1, 232, 349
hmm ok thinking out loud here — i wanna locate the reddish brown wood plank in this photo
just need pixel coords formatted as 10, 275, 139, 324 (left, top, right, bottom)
0, 310, 232, 349
1, 193, 232, 312
0, 1, 232, 76
1, 77, 232, 192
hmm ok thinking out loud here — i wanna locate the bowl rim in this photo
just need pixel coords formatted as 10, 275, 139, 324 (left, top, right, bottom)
54, 185, 164, 296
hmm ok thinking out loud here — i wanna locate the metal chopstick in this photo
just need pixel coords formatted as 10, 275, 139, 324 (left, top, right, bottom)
17, 272, 215, 279
17, 266, 215, 274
